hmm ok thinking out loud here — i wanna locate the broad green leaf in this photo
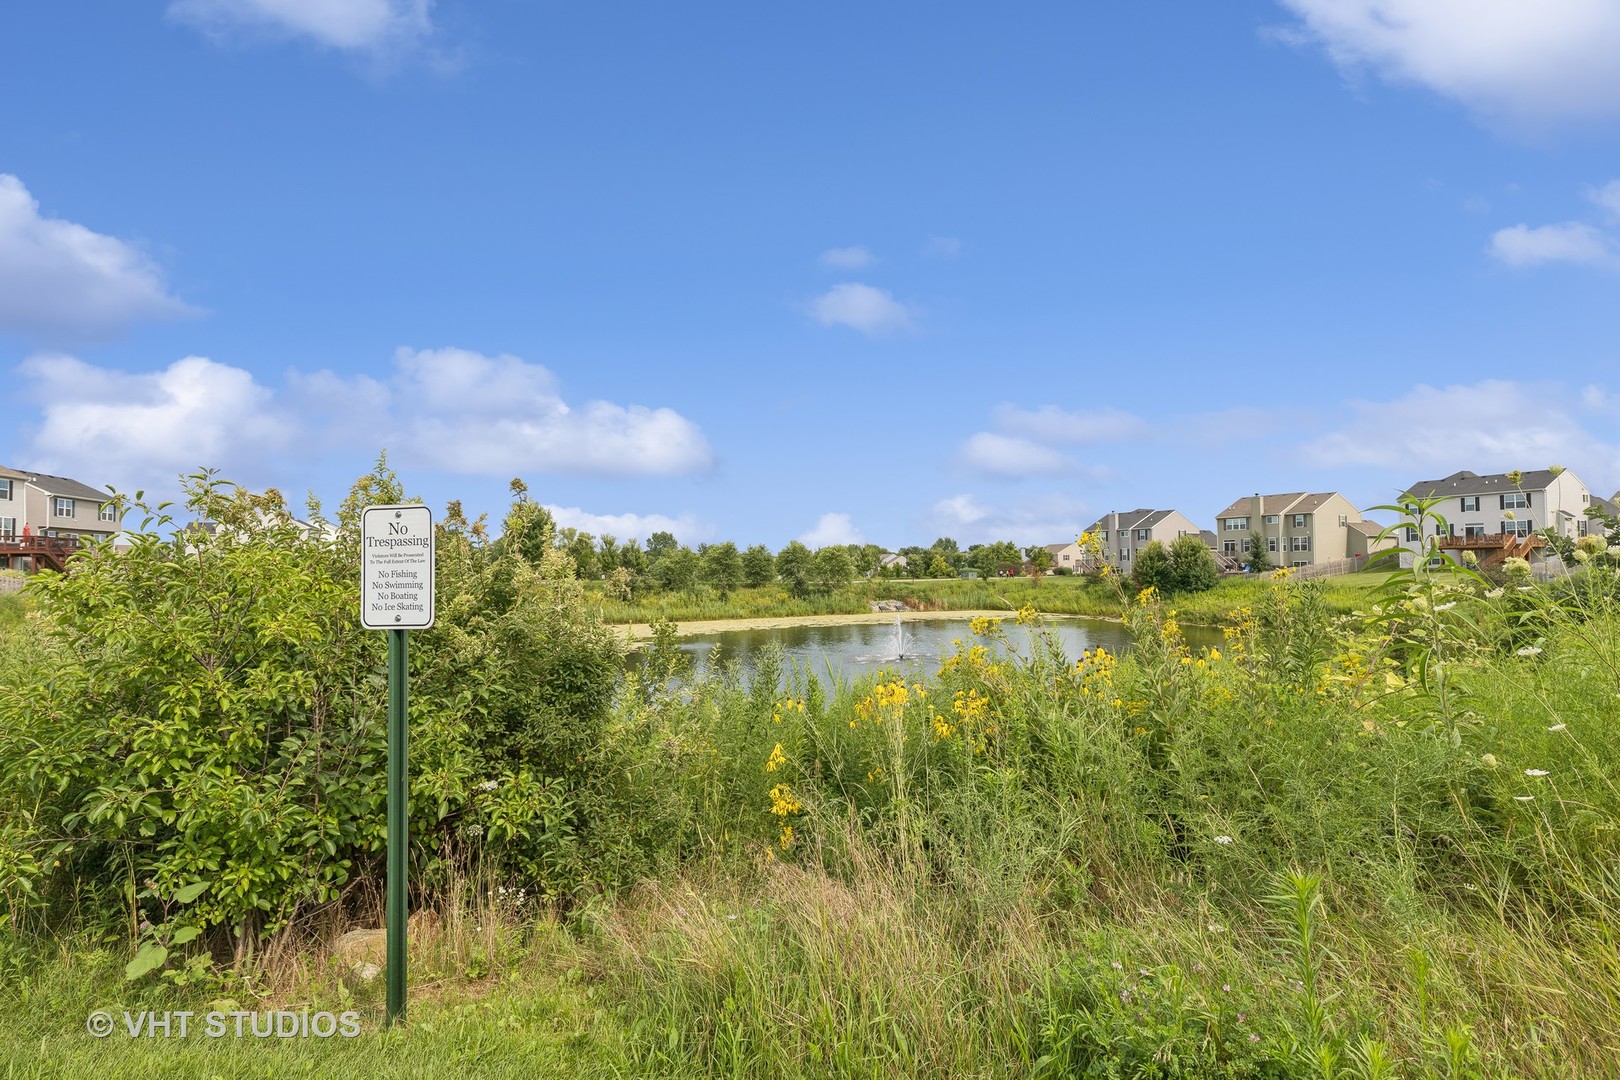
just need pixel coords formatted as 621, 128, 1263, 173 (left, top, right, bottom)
173, 880, 211, 904
169, 925, 201, 945
124, 943, 168, 982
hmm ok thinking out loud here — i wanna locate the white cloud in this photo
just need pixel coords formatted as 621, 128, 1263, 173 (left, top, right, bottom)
1587, 180, 1620, 220
1489, 222, 1615, 267
1302, 380, 1620, 491
798, 512, 865, 547
1275, 0, 1620, 124
958, 433, 1073, 477
168, 0, 432, 51
14, 346, 716, 493
923, 236, 961, 258
990, 403, 1149, 444
545, 505, 709, 545
809, 283, 914, 336
819, 245, 874, 269
0, 174, 193, 342
16, 354, 289, 492
928, 493, 1091, 547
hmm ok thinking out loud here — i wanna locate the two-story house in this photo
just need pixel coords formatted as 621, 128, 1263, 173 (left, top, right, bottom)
0, 466, 120, 571
1398, 468, 1599, 565
1083, 509, 1204, 569
1213, 492, 1365, 568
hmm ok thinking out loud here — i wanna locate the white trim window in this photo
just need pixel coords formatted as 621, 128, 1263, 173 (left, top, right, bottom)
1501, 492, 1529, 510
1135, 528, 1150, 542
1263, 515, 1278, 525
1225, 517, 1250, 531
1267, 537, 1279, 552
1223, 540, 1237, 554
1290, 535, 1311, 552
1460, 496, 1480, 513
1405, 527, 1419, 542
0, 516, 14, 536
1292, 514, 1308, 528
98, 504, 117, 522
0, 479, 11, 501
1502, 520, 1532, 537
1464, 525, 1486, 539
54, 497, 75, 518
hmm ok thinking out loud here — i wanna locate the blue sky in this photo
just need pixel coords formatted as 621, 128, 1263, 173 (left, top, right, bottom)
3, 1, 1619, 549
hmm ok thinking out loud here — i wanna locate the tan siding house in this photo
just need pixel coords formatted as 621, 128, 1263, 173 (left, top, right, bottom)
1083, 509, 1203, 570
1213, 492, 1365, 568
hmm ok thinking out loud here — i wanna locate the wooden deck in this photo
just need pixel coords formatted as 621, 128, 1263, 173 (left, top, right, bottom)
0, 535, 84, 573
1435, 531, 1544, 567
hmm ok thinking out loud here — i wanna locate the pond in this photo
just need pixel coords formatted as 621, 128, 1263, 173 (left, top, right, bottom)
628, 614, 1223, 686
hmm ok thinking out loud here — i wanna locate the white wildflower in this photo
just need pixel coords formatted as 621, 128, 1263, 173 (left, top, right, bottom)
1516, 646, 1543, 657
478, 779, 500, 791
1514, 795, 1535, 802
1525, 769, 1549, 777
1434, 601, 1457, 612
1213, 835, 1234, 845
1547, 724, 1566, 732
1485, 588, 1504, 599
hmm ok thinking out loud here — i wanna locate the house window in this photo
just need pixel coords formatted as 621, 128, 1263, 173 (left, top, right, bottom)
0, 517, 14, 536
1120, 549, 1131, 561
1225, 517, 1249, 531
1241, 538, 1253, 553
54, 497, 75, 518
1267, 537, 1279, 552
1501, 492, 1529, 510
1263, 515, 1278, 525
1578, 520, 1588, 536
1223, 540, 1237, 554
1292, 514, 1307, 528
1291, 560, 1308, 568
1135, 528, 1150, 542
1464, 525, 1485, 539
1502, 520, 1532, 537
0, 479, 11, 500
1436, 522, 1453, 537
98, 504, 117, 522
1338, 515, 1348, 526
1405, 527, 1419, 542
1460, 496, 1480, 513
1099, 530, 1108, 541
1291, 535, 1311, 552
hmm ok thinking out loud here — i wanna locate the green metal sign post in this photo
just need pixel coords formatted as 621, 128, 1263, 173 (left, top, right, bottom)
361, 504, 435, 1029
386, 626, 409, 1025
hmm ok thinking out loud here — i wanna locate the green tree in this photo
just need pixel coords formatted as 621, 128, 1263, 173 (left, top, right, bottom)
1131, 540, 1175, 593
1024, 545, 1053, 584
500, 478, 556, 567
776, 541, 814, 598
618, 537, 648, 576
742, 544, 776, 587
926, 554, 956, 578
646, 530, 678, 563
700, 541, 744, 596
653, 546, 700, 592
1246, 532, 1273, 573
969, 541, 1022, 578
560, 528, 598, 579
1168, 534, 1219, 594
813, 546, 856, 593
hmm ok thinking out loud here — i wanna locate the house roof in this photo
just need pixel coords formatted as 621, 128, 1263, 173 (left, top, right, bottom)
1214, 492, 1308, 519
1089, 508, 1179, 532
0, 464, 28, 482
1347, 520, 1385, 537
1198, 529, 1218, 547
1043, 543, 1072, 554
1403, 468, 1570, 499
17, 469, 112, 503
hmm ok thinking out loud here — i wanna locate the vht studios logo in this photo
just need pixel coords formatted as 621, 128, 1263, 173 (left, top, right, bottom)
86, 1009, 362, 1039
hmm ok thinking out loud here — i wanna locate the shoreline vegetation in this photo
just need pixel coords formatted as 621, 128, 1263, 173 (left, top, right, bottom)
5, 469, 1620, 1078
598, 571, 1399, 636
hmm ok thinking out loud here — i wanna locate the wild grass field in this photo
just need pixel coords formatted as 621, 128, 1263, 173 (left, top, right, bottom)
589, 570, 1399, 626
2, 475, 1616, 1078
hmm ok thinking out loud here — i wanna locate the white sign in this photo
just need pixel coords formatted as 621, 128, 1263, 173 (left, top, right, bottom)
361, 504, 435, 630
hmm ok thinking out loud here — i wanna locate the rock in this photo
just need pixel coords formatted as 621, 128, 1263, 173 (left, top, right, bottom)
336, 928, 386, 980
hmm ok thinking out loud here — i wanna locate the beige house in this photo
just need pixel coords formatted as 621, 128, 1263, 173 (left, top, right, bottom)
1084, 509, 1203, 570
1213, 492, 1365, 568
1398, 468, 1602, 566
1042, 541, 1084, 571
0, 466, 120, 572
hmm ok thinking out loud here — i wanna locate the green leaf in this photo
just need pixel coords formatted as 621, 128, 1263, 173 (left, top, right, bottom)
124, 943, 169, 982
169, 925, 201, 945
173, 880, 211, 904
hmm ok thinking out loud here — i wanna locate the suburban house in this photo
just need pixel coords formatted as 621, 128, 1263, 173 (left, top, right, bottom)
1213, 492, 1366, 569
1042, 541, 1084, 571
1083, 509, 1204, 569
1398, 468, 1602, 566
0, 466, 121, 572
879, 553, 908, 572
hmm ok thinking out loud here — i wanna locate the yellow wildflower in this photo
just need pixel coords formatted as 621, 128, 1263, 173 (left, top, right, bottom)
765, 743, 786, 773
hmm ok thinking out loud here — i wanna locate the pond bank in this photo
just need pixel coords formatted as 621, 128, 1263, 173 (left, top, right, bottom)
618, 608, 1029, 642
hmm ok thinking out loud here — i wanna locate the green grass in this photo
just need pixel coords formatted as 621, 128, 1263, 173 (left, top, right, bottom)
591, 570, 1399, 626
